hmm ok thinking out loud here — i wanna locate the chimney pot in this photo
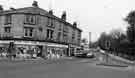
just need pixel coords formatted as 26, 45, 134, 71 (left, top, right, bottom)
32, 1, 38, 7
0, 5, 3, 11
73, 22, 77, 27
10, 7, 16, 10
49, 10, 53, 15
61, 11, 66, 21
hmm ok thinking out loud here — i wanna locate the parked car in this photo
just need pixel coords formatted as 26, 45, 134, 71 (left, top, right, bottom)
86, 52, 95, 58
74, 52, 95, 58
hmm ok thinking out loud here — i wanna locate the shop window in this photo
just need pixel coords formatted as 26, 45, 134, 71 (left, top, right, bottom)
24, 27, 33, 37
4, 27, 11, 33
5, 14, 12, 25
24, 15, 36, 25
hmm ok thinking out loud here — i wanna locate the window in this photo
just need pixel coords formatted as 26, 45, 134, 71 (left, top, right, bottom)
57, 32, 61, 41
46, 29, 54, 40
77, 32, 81, 44
5, 14, 12, 25
47, 17, 54, 28
77, 37, 81, 44
29, 28, 33, 37
63, 33, 68, 42
47, 29, 49, 39
63, 26, 68, 33
72, 31, 75, 40
59, 23, 62, 31
38, 27, 43, 32
4, 27, 11, 33
24, 15, 36, 25
24, 27, 33, 37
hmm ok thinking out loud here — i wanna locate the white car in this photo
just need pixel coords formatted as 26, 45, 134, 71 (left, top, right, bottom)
87, 52, 95, 58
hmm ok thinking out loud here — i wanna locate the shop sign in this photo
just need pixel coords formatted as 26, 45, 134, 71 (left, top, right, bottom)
0, 40, 14, 44
69, 44, 81, 48
14, 41, 36, 45
35, 42, 46, 45
47, 43, 68, 48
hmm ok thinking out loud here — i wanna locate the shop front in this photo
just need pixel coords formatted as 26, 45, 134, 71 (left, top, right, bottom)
46, 43, 68, 59
0, 40, 45, 59
69, 44, 81, 56
0, 40, 69, 59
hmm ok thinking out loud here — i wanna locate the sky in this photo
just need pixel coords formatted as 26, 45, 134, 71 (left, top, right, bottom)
0, 0, 134, 42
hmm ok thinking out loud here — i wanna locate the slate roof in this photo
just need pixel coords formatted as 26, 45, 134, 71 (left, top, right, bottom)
0, 6, 82, 32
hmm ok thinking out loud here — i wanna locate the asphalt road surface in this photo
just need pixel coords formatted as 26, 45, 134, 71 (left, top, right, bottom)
0, 58, 135, 78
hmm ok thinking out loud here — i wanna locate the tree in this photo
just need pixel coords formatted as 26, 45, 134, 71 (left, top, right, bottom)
108, 29, 126, 55
98, 29, 126, 53
125, 10, 135, 43
98, 32, 110, 50
109, 28, 126, 41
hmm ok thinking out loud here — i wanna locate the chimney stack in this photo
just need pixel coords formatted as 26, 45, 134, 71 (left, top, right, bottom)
61, 11, 66, 21
0, 5, 3, 12
10, 7, 16, 10
73, 22, 77, 27
32, 1, 39, 7
49, 10, 53, 15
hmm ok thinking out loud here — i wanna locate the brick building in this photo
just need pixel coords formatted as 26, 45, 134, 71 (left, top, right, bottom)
0, 1, 82, 58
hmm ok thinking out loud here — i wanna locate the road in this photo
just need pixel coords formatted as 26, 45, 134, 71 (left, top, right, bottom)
0, 57, 135, 78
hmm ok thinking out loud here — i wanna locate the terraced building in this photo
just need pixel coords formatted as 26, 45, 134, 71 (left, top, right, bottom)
0, 1, 82, 58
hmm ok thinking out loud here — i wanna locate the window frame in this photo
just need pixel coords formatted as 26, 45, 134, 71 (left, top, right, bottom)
24, 27, 34, 37
57, 32, 61, 41
47, 17, 55, 28
5, 14, 12, 25
24, 14, 36, 25
4, 27, 11, 33
46, 29, 54, 40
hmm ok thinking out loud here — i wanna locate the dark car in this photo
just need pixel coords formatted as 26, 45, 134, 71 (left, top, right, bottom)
74, 52, 95, 58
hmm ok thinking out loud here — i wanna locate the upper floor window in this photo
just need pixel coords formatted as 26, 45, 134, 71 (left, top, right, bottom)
24, 15, 36, 25
78, 32, 81, 38
38, 27, 43, 32
59, 23, 62, 31
72, 31, 75, 40
57, 32, 61, 41
46, 29, 54, 40
77, 37, 81, 44
47, 17, 54, 28
4, 27, 11, 33
24, 27, 33, 37
63, 25, 68, 33
63, 33, 68, 42
5, 14, 12, 25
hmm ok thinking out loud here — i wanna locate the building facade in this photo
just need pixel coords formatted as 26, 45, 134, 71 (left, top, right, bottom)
0, 1, 82, 58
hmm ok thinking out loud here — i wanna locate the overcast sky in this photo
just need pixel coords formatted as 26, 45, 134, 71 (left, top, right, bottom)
0, 0, 134, 42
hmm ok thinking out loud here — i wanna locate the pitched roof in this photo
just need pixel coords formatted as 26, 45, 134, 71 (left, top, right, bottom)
0, 6, 82, 32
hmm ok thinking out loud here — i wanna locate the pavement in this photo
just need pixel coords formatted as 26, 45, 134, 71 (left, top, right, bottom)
95, 50, 135, 68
